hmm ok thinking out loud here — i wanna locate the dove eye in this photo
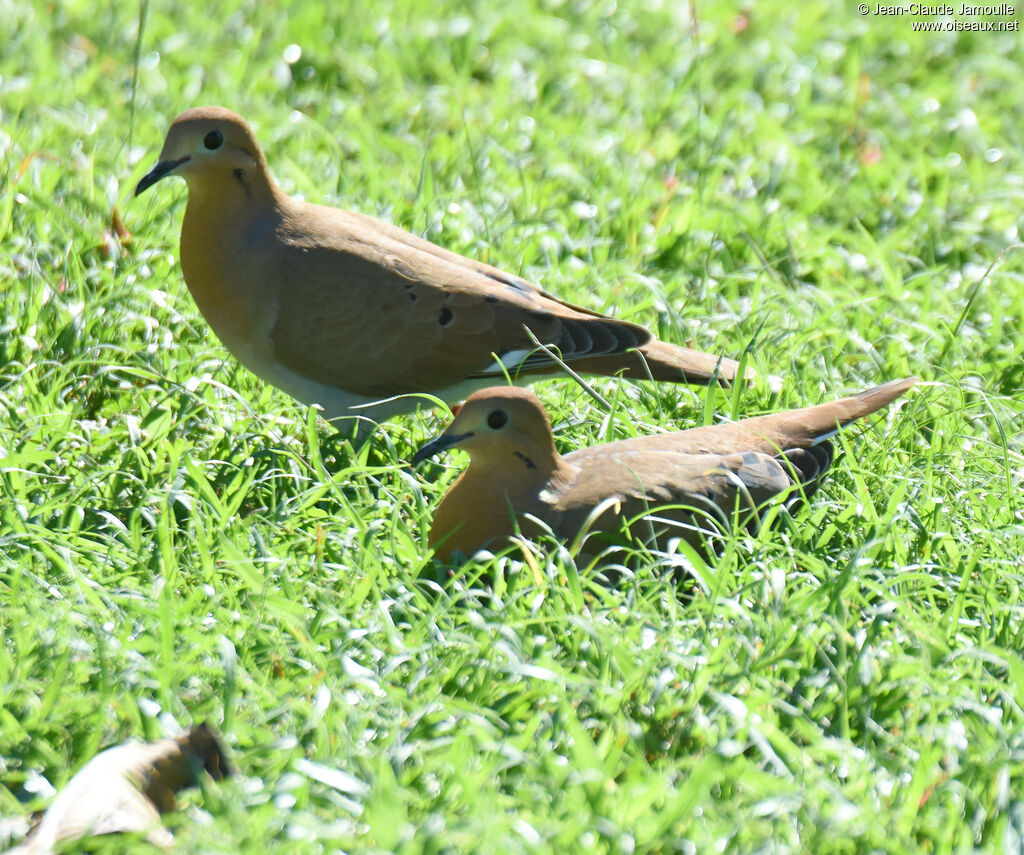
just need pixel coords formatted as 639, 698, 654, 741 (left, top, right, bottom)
203, 130, 224, 150
487, 410, 508, 430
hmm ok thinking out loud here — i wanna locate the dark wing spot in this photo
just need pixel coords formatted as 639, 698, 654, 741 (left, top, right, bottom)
439, 307, 453, 326
485, 295, 499, 304
514, 451, 536, 470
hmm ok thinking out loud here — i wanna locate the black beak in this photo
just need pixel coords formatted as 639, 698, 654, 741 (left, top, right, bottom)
410, 432, 473, 466
135, 156, 190, 196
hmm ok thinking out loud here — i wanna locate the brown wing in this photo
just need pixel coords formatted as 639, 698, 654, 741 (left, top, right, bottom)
268, 203, 652, 397
546, 447, 830, 551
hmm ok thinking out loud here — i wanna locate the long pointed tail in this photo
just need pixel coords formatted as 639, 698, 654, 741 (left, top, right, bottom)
747, 376, 919, 447
773, 376, 919, 441
648, 376, 918, 457
572, 338, 751, 386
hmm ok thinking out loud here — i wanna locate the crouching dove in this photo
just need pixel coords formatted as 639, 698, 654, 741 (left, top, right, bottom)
411, 377, 918, 560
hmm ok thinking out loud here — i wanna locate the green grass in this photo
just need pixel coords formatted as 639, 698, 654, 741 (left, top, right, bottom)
2, 0, 1023, 851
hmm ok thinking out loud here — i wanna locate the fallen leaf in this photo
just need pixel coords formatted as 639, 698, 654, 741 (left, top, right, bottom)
7, 724, 230, 854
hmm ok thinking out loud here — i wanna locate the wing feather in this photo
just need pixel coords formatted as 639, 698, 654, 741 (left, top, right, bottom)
269, 203, 651, 397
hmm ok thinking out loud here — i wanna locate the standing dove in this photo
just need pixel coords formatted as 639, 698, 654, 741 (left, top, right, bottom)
134, 107, 750, 429
411, 377, 917, 560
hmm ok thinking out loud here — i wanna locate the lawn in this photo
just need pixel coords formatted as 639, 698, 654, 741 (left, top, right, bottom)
1, 0, 1023, 851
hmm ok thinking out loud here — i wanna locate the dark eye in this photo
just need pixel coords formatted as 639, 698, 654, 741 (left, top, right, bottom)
203, 130, 224, 150
487, 410, 508, 430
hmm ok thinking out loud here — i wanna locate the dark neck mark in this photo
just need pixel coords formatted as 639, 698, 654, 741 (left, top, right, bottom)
514, 450, 536, 470
233, 167, 251, 198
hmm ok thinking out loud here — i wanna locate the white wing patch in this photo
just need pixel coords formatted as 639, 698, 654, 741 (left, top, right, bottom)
485, 348, 537, 375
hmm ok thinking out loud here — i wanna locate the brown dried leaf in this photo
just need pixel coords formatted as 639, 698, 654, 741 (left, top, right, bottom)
6, 724, 230, 854
111, 206, 131, 243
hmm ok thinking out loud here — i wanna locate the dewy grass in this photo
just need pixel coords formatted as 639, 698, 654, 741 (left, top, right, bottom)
1, 0, 1023, 852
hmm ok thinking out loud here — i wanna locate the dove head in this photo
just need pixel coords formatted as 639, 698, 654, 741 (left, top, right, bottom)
412, 386, 562, 474
135, 106, 275, 200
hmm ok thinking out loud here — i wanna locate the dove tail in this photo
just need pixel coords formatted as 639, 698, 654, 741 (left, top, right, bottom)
573, 339, 749, 386
765, 376, 919, 446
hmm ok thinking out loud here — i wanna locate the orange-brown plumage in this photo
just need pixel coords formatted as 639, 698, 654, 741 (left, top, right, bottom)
135, 107, 751, 428
412, 378, 917, 560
